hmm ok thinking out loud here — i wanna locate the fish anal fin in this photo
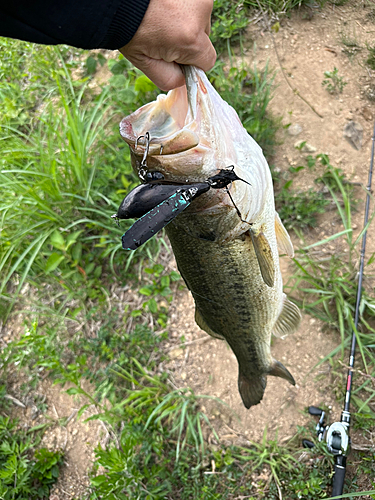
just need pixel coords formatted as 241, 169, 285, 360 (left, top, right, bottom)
275, 212, 294, 258
195, 308, 225, 340
238, 372, 267, 409
249, 230, 275, 287
268, 359, 295, 386
273, 294, 301, 339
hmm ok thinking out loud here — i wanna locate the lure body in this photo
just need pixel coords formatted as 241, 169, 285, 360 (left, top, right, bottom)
116, 167, 247, 249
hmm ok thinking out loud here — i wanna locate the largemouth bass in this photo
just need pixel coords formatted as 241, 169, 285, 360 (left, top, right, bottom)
120, 66, 301, 408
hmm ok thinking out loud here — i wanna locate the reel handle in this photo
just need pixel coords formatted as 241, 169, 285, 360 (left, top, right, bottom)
308, 406, 324, 416
302, 439, 315, 449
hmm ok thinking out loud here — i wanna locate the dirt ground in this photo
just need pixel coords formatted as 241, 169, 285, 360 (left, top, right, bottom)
3, 1, 375, 497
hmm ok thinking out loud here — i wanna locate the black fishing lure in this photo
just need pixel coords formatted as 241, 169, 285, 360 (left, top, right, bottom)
113, 165, 250, 251
121, 183, 210, 250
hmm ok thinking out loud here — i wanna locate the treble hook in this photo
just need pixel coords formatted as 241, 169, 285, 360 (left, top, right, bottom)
135, 132, 151, 182
140, 132, 151, 168
135, 133, 145, 151
134, 132, 151, 165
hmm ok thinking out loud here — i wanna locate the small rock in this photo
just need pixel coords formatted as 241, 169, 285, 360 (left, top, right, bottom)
288, 123, 303, 136
221, 413, 230, 425
361, 107, 373, 122
343, 121, 363, 150
180, 372, 187, 381
169, 347, 184, 359
31, 405, 40, 420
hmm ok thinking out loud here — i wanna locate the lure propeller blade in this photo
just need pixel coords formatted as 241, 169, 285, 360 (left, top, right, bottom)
122, 184, 209, 250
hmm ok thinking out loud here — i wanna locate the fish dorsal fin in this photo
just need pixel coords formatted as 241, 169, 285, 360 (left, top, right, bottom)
272, 294, 301, 339
275, 212, 294, 258
249, 229, 275, 288
195, 308, 225, 340
268, 359, 295, 385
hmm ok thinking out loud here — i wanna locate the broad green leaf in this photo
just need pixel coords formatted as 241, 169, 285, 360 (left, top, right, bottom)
50, 230, 65, 250
45, 253, 64, 273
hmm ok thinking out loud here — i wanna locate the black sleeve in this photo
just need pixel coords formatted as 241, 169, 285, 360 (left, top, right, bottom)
0, 0, 150, 50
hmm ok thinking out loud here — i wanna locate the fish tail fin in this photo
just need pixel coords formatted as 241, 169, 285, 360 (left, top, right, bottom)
238, 372, 267, 409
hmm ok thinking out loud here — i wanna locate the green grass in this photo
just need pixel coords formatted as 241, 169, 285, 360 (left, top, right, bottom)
276, 154, 342, 231
0, 42, 163, 319
211, 0, 250, 54
3, 317, 373, 499
339, 27, 362, 59
244, 0, 325, 15
322, 67, 347, 95
366, 43, 375, 70
0, 415, 63, 499
277, 185, 329, 230
286, 156, 375, 420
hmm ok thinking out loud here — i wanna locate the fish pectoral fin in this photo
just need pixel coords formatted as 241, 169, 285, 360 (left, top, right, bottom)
195, 308, 225, 340
249, 230, 275, 288
272, 294, 301, 339
275, 212, 294, 258
268, 359, 295, 386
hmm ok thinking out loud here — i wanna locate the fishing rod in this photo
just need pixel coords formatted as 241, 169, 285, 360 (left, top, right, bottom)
304, 120, 375, 497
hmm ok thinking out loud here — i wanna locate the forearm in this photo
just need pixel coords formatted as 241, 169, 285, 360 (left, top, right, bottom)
0, 0, 149, 49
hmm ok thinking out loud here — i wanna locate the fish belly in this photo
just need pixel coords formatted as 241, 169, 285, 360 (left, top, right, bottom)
166, 217, 282, 407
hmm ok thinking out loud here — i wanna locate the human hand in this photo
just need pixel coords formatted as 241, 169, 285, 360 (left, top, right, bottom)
120, 0, 216, 91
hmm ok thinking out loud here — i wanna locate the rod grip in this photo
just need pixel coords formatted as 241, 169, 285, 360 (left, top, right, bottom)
332, 459, 346, 498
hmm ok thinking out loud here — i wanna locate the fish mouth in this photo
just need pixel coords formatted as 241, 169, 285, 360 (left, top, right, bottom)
119, 67, 209, 168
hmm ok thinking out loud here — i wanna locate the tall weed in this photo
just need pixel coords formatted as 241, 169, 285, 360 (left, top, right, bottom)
211, 0, 250, 53
287, 156, 375, 414
0, 47, 162, 318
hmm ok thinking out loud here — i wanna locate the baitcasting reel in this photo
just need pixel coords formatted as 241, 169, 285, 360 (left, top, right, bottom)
302, 406, 351, 456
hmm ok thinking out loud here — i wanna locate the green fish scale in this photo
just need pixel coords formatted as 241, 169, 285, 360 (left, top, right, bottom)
166, 221, 280, 377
